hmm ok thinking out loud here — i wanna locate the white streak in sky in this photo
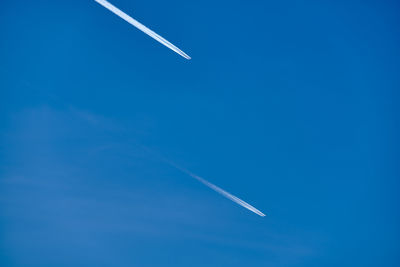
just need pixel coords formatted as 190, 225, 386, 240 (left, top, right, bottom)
94, 0, 191, 60
165, 160, 266, 217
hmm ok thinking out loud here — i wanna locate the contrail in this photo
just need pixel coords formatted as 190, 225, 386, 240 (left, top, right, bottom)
94, 0, 191, 60
164, 159, 266, 217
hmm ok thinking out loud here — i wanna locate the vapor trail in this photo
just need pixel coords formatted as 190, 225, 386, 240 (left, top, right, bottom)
165, 159, 266, 217
94, 0, 191, 60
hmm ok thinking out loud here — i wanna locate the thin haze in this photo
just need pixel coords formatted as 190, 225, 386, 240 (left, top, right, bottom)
164, 159, 266, 217
94, 0, 191, 60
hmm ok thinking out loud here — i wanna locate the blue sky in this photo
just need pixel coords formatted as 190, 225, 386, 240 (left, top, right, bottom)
1, 0, 399, 266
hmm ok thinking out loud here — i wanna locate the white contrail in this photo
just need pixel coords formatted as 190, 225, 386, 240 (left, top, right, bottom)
94, 0, 191, 60
165, 160, 266, 217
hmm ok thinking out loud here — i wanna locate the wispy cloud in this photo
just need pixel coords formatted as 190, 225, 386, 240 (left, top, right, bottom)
1, 106, 318, 267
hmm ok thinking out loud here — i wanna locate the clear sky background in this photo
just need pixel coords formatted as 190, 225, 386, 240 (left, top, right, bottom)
1, 0, 399, 266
